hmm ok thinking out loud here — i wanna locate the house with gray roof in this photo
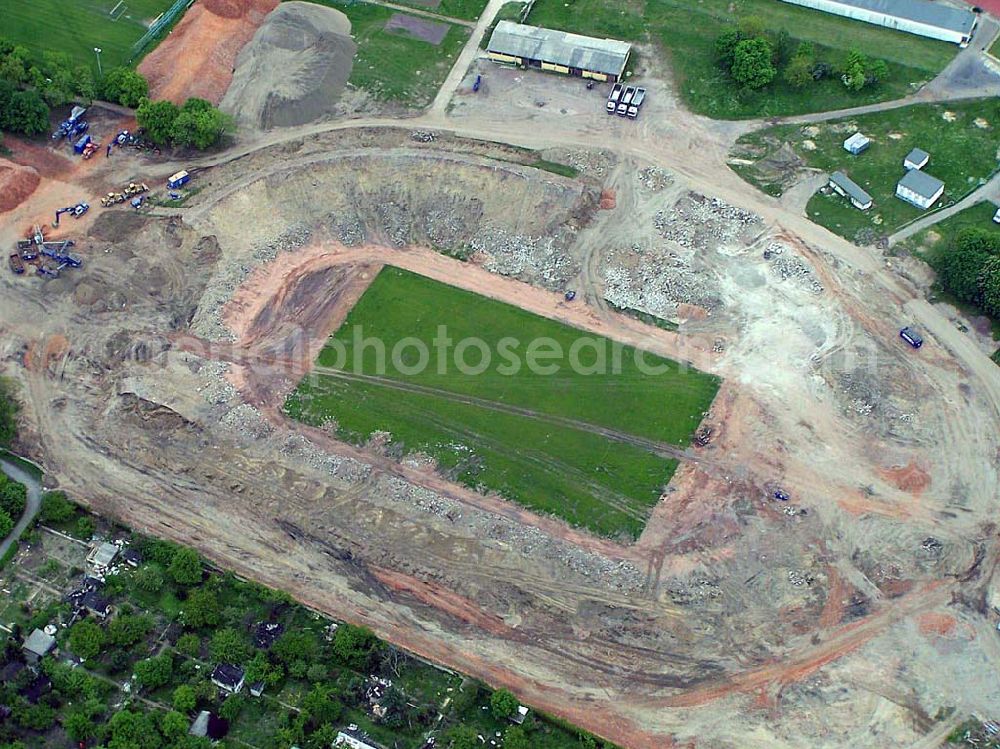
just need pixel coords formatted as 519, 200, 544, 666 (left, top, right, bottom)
828, 171, 873, 210
778, 0, 977, 45
896, 169, 944, 209
486, 21, 632, 82
22, 629, 56, 665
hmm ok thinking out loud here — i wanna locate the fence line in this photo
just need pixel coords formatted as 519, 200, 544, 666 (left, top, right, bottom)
129, 0, 194, 61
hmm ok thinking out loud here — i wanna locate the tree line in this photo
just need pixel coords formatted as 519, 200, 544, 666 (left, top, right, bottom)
715, 17, 888, 92
935, 228, 1000, 322
0, 39, 230, 149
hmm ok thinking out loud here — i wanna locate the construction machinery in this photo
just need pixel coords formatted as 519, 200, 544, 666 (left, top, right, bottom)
73, 134, 93, 155
36, 263, 66, 279
40, 240, 82, 268
13, 225, 83, 276
626, 87, 646, 119
101, 182, 149, 207
51, 106, 87, 140
82, 141, 100, 159
8, 254, 25, 275
130, 195, 145, 210
606, 83, 623, 114
53, 202, 89, 227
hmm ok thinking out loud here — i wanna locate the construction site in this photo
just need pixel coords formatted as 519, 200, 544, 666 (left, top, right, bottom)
2, 0, 1000, 747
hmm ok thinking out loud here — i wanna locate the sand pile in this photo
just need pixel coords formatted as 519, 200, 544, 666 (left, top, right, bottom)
221, 1, 355, 130
138, 0, 279, 105
0, 159, 41, 213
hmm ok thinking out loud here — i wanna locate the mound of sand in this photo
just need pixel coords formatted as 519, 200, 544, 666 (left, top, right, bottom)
221, 1, 355, 130
139, 0, 278, 105
0, 159, 41, 213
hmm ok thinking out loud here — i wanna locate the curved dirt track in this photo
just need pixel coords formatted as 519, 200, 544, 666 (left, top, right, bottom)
4, 23, 1000, 745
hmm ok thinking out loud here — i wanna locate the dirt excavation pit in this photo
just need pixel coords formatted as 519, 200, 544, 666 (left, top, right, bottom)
138, 0, 279, 104
222, 1, 356, 130
0, 159, 41, 213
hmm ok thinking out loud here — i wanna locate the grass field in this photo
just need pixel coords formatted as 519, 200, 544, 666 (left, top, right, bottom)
387, 0, 489, 21
3, 0, 178, 70
306, 0, 470, 104
524, 0, 955, 119
285, 267, 720, 539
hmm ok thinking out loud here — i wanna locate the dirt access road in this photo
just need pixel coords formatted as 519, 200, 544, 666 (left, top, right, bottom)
3, 7, 1000, 749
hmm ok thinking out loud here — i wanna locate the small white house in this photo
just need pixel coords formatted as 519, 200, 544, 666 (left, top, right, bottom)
896, 169, 944, 209
992, 207, 1000, 224
903, 147, 930, 170
843, 132, 870, 155
828, 171, 873, 211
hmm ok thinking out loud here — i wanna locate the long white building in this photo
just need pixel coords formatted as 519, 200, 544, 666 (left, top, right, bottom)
779, 0, 978, 45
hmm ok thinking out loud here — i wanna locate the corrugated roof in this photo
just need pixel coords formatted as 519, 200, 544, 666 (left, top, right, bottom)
487, 21, 631, 76
830, 171, 873, 204
797, 0, 976, 35
898, 168, 944, 198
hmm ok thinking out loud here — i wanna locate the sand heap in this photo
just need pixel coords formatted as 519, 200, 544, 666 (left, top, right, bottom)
221, 1, 355, 130
138, 0, 279, 105
0, 158, 41, 213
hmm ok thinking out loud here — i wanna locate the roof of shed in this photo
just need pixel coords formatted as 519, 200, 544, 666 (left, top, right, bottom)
487, 21, 631, 75
830, 171, 873, 204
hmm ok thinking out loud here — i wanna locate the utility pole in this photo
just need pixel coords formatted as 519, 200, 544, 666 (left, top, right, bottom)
93, 47, 103, 76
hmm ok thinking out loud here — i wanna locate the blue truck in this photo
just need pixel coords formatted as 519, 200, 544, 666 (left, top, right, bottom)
167, 170, 191, 189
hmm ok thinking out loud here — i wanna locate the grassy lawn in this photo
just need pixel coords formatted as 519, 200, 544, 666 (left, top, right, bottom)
305, 0, 470, 105
3, 0, 179, 70
388, 0, 489, 21
524, 0, 955, 119
285, 267, 719, 539
991, 34, 1000, 59
733, 98, 1000, 242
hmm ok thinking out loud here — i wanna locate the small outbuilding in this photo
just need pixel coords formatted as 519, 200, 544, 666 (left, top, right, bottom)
335, 728, 385, 749
22, 629, 56, 665
510, 704, 530, 724
904, 147, 930, 170
86, 541, 119, 569
992, 206, 1000, 224
828, 171, 873, 210
210, 663, 246, 694
121, 548, 143, 567
896, 169, 944, 209
78, 590, 112, 619
486, 20, 632, 82
843, 132, 870, 155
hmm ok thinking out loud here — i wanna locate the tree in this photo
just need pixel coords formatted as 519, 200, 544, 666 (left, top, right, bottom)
956, 228, 1000, 256
245, 650, 283, 687
714, 28, 743, 71
378, 686, 406, 728
76, 516, 95, 539
173, 684, 197, 713
3, 90, 49, 136
306, 663, 328, 684
301, 684, 343, 726
731, 38, 776, 89
136, 99, 180, 146
503, 727, 529, 749
169, 547, 203, 585
218, 693, 245, 721
171, 101, 231, 150
181, 586, 221, 628
0, 477, 26, 519
0, 510, 11, 540
175, 632, 201, 657
14, 703, 56, 731
39, 491, 74, 524
69, 619, 106, 660
841, 49, 868, 91
108, 613, 153, 647
982, 255, 1000, 317
305, 724, 339, 749
63, 710, 98, 742
134, 653, 173, 690
490, 688, 519, 720
938, 241, 991, 304
160, 710, 189, 742
133, 564, 165, 593
330, 624, 380, 671
273, 631, 320, 666
866, 58, 888, 86
784, 48, 815, 89
209, 627, 251, 664
0, 378, 18, 448
107, 709, 163, 749
446, 725, 480, 749
102, 68, 149, 108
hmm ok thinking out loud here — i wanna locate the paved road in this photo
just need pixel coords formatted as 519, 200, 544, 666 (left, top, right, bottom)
0, 457, 43, 560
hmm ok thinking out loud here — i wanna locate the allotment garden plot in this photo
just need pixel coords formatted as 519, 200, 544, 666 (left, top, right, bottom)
284, 267, 720, 540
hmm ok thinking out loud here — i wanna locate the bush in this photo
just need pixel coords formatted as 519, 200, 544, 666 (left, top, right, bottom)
107, 614, 153, 648
731, 38, 776, 90
168, 547, 203, 586
136, 99, 179, 146
69, 619, 106, 660
490, 688, 519, 720
0, 477, 25, 520
134, 653, 173, 690
0, 378, 18, 448
209, 627, 251, 664
136, 96, 231, 149
175, 632, 201, 657
76, 516, 95, 539
39, 491, 75, 524
173, 684, 197, 713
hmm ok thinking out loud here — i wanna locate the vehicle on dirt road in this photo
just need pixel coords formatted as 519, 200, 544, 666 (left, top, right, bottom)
8, 254, 25, 275
616, 86, 636, 116
900, 327, 923, 349
606, 83, 623, 114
